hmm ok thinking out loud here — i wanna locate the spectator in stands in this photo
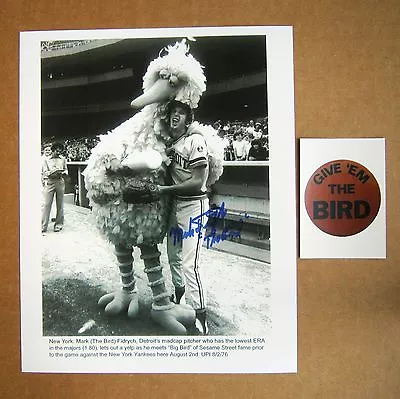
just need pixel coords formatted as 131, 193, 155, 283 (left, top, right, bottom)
262, 120, 268, 136
41, 142, 68, 233
244, 133, 253, 155
223, 122, 231, 133
253, 122, 263, 139
217, 130, 231, 161
247, 139, 268, 161
233, 130, 248, 161
260, 133, 269, 153
246, 120, 256, 136
213, 121, 222, 132
224, 136, 235, 161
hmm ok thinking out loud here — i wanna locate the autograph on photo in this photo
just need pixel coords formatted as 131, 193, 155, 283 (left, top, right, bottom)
169, 202, 251, 249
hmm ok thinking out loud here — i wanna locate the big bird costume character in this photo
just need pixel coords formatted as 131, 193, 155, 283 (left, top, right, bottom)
84, 40, 223, 334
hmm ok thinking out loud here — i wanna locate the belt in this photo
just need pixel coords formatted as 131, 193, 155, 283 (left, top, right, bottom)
175, 193, 208, 201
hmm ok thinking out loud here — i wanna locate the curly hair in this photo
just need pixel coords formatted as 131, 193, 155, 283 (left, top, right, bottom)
166, 100, 194, 125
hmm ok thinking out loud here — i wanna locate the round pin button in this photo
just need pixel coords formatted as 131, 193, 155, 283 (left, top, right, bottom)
304, 159, 381, 237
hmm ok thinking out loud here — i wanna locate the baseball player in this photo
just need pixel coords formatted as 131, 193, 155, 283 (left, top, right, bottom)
158, 100, 210, 335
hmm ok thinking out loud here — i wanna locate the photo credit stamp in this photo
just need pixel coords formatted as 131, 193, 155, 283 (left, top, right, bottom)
300, 139, 386, 259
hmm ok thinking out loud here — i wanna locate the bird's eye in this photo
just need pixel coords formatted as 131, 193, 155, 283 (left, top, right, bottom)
169, 75, 179, 87
159, 69, 170, 80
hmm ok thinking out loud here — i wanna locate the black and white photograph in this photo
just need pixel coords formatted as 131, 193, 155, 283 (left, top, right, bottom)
20, 26, 296, 373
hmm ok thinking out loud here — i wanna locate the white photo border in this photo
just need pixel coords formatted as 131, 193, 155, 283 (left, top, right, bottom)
20, 26, 296, 373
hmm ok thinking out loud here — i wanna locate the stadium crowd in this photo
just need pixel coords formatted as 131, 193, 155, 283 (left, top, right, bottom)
42, 117, 269, 162
42, 137, 100, 162
213, 117, 269, 161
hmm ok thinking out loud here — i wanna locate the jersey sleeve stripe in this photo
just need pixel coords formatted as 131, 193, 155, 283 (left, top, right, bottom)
188, 156, 207, 165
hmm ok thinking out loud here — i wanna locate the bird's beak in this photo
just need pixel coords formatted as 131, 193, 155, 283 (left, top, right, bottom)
130, 79, 178, 109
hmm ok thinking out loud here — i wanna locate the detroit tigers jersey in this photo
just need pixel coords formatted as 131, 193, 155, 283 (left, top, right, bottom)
169, 133, 209, 195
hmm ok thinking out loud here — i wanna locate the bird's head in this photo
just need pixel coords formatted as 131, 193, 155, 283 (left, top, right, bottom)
130, 39, 206, 110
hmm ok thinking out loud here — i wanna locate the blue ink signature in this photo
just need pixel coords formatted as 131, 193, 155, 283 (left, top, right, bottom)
203, 227, 241, 249
169, 202, 251, 249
